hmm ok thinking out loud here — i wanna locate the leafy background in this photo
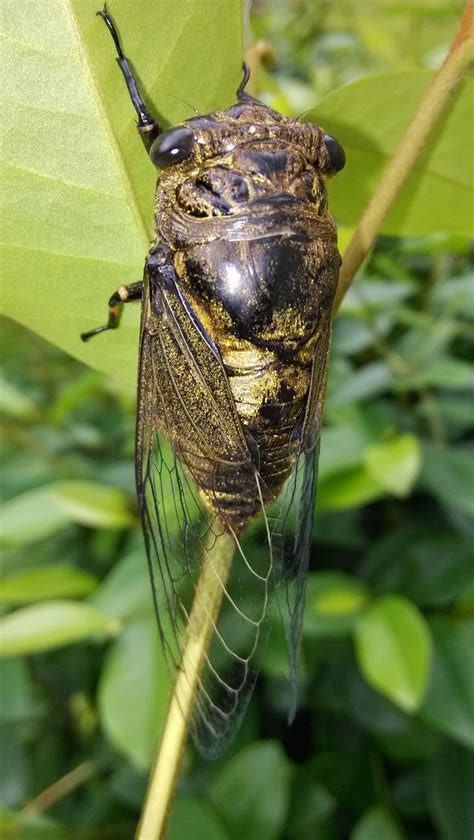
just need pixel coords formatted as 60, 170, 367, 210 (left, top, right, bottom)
1, 0, 473, 837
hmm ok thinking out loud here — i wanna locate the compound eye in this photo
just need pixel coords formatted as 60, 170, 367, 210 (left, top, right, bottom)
150, 126, 195, 168
323, 133, 345, 173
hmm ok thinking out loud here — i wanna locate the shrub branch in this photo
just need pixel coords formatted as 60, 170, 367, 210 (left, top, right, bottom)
334, 0, 474, 311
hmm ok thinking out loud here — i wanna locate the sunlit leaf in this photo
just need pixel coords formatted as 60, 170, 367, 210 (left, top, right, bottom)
304, 572, 369, 637
355, 595, 432, 712
0, 481, 134, 545
0, 600, 118, 656
318, 463, 383, 510
364, 434, 421, 497
0, 0, 243, 388
0, 565, 98, 604
51, 480, 135, 528
316, 71, 473, 237
0, 487, 70, 545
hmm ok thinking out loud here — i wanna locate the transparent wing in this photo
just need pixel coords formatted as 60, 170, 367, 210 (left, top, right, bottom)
136, 264, 330, 757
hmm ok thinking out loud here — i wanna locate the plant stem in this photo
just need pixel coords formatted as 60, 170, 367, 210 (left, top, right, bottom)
334, 0, 474, 311
136, 531, 235, 840
22, 762, 95, 814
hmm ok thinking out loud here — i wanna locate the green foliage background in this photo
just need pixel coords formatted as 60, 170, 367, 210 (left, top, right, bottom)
1, 0, 473, 837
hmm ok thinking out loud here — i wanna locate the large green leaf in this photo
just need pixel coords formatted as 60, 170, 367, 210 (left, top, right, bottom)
0, 0, 243, 388
316, 70, 473, 237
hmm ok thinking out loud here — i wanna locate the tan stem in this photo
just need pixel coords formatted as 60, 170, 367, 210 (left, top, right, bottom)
334, 0, 474, 311
22, 762, 95, 814
135, 531, 235, 840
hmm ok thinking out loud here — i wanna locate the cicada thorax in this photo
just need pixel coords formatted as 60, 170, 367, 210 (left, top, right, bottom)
151, 105, 341, 530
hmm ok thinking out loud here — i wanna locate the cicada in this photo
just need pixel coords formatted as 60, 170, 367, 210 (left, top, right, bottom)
82, 9, 345, 758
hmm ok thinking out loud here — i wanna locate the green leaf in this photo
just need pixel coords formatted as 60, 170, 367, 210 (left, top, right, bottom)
420, 618, 474, 749
168, 797, 228, 840
401, 533, 474, 608
304, 572, 369, 637
316, 71, 473, 237
328, 361, 392, 406
426, 741, 474, 840
340, 279, 414, 316
397, 355, 474, 391
0, 487, 70, 545
318, 425, 368, 481
344, 672, 440, 764
457, 582, 474, 613
98, 615, 170, 770
391, 767, 428, 818
431, 272, 474, 318
0, 565, 98, 604
0, 808, 65, 839
355, 595, 432, 712
0, 660, 37, 722
50, 480, 135, 528
420, 444, 474, 517
318, 463, 384, 510
286, 769, 336, 840
0, 727, 27, 807
0, 600, 118, 656
362, 525, 474, 607
364, 434, 421, 497
350, 806, 404, 840
0, 481, 134, 545
211, 741, 292, 840
309, 749, 377, 814
0, 375, 37, 420
0, 0, 243, 388
92, 549, 152, 621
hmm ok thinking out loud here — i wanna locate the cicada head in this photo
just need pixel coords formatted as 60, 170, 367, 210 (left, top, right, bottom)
148, 78, 345, 227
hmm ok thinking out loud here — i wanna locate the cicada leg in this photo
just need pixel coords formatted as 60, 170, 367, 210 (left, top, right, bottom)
80, 281, 143, 342
97, 5, 160, 152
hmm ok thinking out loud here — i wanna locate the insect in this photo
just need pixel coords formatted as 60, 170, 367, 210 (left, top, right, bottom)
82, 8, 345, 758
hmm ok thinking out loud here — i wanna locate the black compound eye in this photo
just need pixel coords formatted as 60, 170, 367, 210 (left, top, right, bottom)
323, 133, 346, 173
150, 126, 195, 168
